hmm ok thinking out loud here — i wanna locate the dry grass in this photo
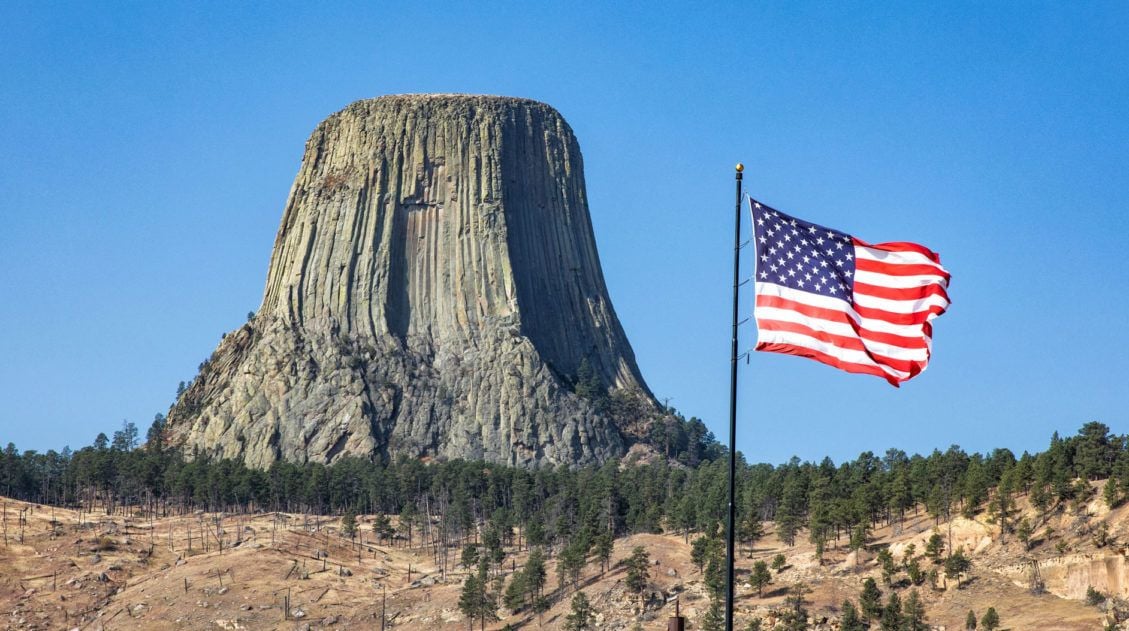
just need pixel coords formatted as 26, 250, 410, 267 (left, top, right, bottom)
0, 488, 1121, 630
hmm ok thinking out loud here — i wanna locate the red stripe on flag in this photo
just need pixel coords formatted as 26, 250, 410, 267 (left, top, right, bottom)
756, 319, 922, 374
754, 294, 929, 350
853, 238, 942, 264
755, 341, 905, 387
851, 301, 946, 326
855, 258, 951, 282
853, 281, 950, 302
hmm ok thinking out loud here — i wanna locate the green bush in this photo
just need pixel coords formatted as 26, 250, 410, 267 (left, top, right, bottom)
1086, 586, 1106, 606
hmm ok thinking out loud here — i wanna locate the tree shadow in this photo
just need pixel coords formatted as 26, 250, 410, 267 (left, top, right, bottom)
505, 566, 629, 629
760, 585, 791, 599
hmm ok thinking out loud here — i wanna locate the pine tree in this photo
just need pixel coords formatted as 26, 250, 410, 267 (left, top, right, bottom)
859, 577, 882, 623
573, 358, 608, 411
925, 532, 945, 564
502, 569, 527, 611
625, 546, 650, 604
740, 515, 766, 557
944, 547, 972, 589
525, 547, 547, 604
558, 542, 587, 592
564, 591, 593, 630
962, 458, 990, 517
111, 420, 139, 451
749, 560, 772, 597
877, 548, 897, 585
906, 556, 925, 585
775, 483, 803, 546
849, 523, 869, 565
880, 592, 902, 631
965, 609, 978, 629
1016, 518, 1034, 550
483, 524, 504, 572
701, 598, 725, 631
594, 531, 613, 573
901, 543, 917, 567
771, 553, 787, 573
533, 596, 550, 626
473, 559, 498, 630
145, 414, 165, 453
1070, 478, 1095, 514
1031, 481, 1052, 516
902, 590, 928, 631
1103, 477, 1122, 509
400, 502, 418, 548
704, 553, 725, 602
1075, 421, 1115, 480
980, 607, 1000, 631
340, 509, 357, 541
807, 474, 832, 564
675, 495, 697, 542
691, 536, 714, 573
779, 583, 811, 631
461, 544, 480, 570
840, 600, 865, 631
989, 471, 1017, 535
526, 520, 546, 548
372, 513, 393, 544
459, 571, 483, 630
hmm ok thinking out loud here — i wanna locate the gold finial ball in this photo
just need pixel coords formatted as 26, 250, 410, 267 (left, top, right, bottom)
735, 163, 744, 172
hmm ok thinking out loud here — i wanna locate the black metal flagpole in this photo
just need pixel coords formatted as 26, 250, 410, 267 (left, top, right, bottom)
725, 163, 744, 631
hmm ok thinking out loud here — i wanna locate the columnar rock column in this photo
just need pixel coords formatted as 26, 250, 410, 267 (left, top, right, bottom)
165, 94, 656, 468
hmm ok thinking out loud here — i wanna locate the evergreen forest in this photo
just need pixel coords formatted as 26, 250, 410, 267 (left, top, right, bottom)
1, 417, 1125, 559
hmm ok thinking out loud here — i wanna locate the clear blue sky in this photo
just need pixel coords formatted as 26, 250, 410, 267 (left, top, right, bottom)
2, 2, 1127, 465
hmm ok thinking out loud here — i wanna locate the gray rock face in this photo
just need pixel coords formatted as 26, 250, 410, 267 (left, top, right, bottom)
165, 94, 657, 468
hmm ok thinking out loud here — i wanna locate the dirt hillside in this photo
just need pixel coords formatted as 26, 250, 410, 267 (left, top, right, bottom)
0, 484, 1122, 630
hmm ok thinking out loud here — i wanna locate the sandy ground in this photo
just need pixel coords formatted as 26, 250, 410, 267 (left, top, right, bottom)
0, 486, 1118, 630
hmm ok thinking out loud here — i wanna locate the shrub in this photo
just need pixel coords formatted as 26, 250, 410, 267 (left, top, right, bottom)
92, 536, 118, 552
1092, 522, 1111, 548
1086, 586, 1106, 606
771, 553, 787, 572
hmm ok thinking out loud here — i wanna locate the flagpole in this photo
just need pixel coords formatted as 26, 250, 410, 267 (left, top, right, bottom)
725, 163, 744, 631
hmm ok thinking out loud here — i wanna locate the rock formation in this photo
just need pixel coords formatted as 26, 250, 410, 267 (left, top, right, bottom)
165, 94, 658, 468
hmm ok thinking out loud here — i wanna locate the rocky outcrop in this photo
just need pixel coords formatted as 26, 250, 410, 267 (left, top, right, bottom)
165, 94, 657, 468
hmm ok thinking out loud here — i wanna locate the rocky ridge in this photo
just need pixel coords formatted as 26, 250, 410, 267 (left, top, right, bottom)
165, 94, 657, 468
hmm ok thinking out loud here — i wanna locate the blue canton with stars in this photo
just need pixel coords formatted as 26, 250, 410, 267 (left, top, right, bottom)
750, 199, 857, 304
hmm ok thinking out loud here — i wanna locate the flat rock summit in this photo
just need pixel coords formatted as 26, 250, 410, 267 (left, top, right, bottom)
165, 94, 658, 468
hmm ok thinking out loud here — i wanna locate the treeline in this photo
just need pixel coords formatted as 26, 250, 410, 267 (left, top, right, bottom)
1, 421, 1126, 551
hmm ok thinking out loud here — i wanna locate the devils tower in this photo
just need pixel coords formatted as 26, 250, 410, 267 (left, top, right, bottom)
165, 94, 658, 469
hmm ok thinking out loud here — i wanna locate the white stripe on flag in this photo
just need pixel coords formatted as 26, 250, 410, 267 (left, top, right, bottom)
851, 291, 951, 314
754, 306, 929, 361
854, 269, 949, 289
855, 245, 942, 268
756, 329, 911, 380
754, 283, 929, 338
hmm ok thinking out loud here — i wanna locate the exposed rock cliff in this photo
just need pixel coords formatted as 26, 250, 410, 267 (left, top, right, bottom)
165, 94, 657, 468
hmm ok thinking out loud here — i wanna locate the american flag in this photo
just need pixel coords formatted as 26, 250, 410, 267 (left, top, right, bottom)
750, 197, 950, 386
